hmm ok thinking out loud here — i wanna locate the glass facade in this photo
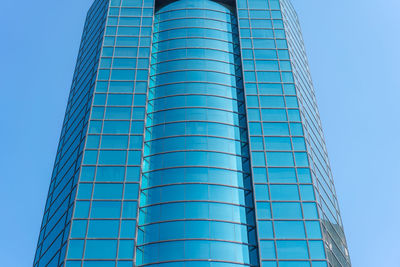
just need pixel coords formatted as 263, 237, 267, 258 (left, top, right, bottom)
34, 0, 351, 267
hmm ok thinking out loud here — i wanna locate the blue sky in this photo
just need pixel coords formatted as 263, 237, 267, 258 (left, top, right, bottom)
0, 0, 398, 266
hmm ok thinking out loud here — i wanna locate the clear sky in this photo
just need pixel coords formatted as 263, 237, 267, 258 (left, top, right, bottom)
0, 0, 398, 266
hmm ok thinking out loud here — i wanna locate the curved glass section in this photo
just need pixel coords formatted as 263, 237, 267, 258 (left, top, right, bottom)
136, 1, 259, 266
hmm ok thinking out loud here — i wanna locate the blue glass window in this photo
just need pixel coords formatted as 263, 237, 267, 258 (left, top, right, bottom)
276, 241, 309, 260
272, 202, 302, 219
85, 240, 118, 259
274, 221, 305, 238
88, 220, 120, 238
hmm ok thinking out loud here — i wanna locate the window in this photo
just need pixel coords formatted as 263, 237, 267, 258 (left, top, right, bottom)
74, 201, 90, 218
103, 121, 130, 134
270, 185, 299, 200
258, 221, 274, 239
266, 152, 294, 167
70, 220, 87, 238
272, 202, 302, 219
96, 166, 125, 182
105, 107, 131, 119
263, 122, 289, 135
255, 185, 269, 200
259, 241, 276, 259
274, 221, 305, 239
303, 203, 318, 219
91, 201, 121, 218
257, 202, 272, 219
93, 184, 123, 199
118, 240, 135, 259
88, 220, 119, 238
67, 240, 84, 259
107, 94, 133, 106
98, 150, 127, 165
305, 221, 322, 239
277, 241, 309, 261
265, 137, 292, 151
260, 96, 285, 108
253, 168, 267, 183
101, 135, 129, 149
122, 201, 137, 218
85, 240, 118, 259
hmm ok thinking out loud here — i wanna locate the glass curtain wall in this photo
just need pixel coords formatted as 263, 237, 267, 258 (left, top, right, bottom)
136, 0, 260, 266
236, 0, 329, 266
33, 1, 109, 266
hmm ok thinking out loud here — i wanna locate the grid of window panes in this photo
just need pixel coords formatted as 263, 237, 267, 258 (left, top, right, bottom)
280, 1, 351, 266
33, 1, 109, 266
236, 0, 328, 266
64, 0, 154, 266
135, 0, 260, 266
35, 0, 352, 266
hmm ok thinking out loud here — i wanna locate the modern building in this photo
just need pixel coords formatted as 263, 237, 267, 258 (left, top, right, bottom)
34, 0, 351, 266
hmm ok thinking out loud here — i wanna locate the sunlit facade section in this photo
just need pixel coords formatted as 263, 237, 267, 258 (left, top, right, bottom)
34, 1, 351, 267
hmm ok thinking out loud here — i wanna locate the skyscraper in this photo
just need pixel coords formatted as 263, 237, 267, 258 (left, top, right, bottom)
34, 0, 351, 266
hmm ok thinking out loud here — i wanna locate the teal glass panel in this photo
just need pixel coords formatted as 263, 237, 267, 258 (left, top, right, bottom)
300, 185, 315, 201
122, 201, 137, 218
272, 203, 302, 219
74, 201, 90, 218
70, 220, 87, 238
67, 240, 84, 259
258, 221, 274, 238
91, 201, 122, 218
101, 135, 129, 148
263, 123, 289, 135
266, 152, 294, 167
86, 135, 101, 148
120, 220, 136, 238
276, 241, 309, 259
303, 203, 319, 219
257, 202, 272, 219
85, 240, 118, 259
253, 168, 267, 183
255, 185, 269, 200
312, 261, 328, 267
279, 262, 310, 267
118, 240, 135, 259
274, 221, 305, 238
83, 150, 98, 165
295, 152, 309, 167
88, 220, 120, 238
261, 109, 287, 121
83, 261, 115, 267
262, 262, 277, 267
260, 241, 276, 259
305, 221, 322, 239
292, 137, 306, 150
65, 262, 82, 267
93, 183, 123, 199
98, 151, 127, 165
309, 241, 326, 259
268, 168, 297, 183
77, 184, 93, 199
270, 185, 299, 200
297, 168, 312, 183
96, 166, 125, 182
265, 137, 292, 151
80, 167, 96, 182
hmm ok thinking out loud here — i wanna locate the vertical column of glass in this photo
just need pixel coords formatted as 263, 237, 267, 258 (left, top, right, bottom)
237, 0, 327, 267
34, 1, 109, 267
65, 0, 154, 266
279, 1, 351, 266
135, 0, 259, 266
